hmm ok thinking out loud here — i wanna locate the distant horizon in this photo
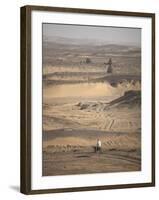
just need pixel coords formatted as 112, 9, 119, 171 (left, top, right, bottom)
43, 23, 141, 47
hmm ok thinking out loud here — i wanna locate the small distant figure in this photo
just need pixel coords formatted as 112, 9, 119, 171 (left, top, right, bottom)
96, 139, 102, 153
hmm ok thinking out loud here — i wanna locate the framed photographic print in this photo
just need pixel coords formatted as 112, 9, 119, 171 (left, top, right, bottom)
20, 5, 155, 194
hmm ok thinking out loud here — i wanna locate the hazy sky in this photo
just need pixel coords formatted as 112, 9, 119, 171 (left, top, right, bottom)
43, 23, 141, 46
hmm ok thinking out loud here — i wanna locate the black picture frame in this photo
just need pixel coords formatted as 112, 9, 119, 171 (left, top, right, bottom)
20, 5, 155, 194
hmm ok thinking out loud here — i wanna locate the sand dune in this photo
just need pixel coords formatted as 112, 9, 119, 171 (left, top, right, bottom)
43, 102, 140, 132
107, 90, 141, 109
76, 90, 141, 111
44, 80, 140, 98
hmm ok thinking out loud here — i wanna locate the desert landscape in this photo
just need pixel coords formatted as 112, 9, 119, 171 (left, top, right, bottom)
42, 24, 141, 176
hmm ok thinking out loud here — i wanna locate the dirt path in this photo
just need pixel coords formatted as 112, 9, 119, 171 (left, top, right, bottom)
43, 150, 141, 176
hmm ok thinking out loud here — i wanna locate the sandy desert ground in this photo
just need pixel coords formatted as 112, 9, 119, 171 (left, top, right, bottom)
42, 37, 141, 176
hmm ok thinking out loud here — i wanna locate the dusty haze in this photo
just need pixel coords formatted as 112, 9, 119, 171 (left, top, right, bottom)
42, 23, 141, 176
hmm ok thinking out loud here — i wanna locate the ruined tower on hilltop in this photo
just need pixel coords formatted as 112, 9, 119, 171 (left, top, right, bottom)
104, 58, 113, 73
107, 58, 112, 73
